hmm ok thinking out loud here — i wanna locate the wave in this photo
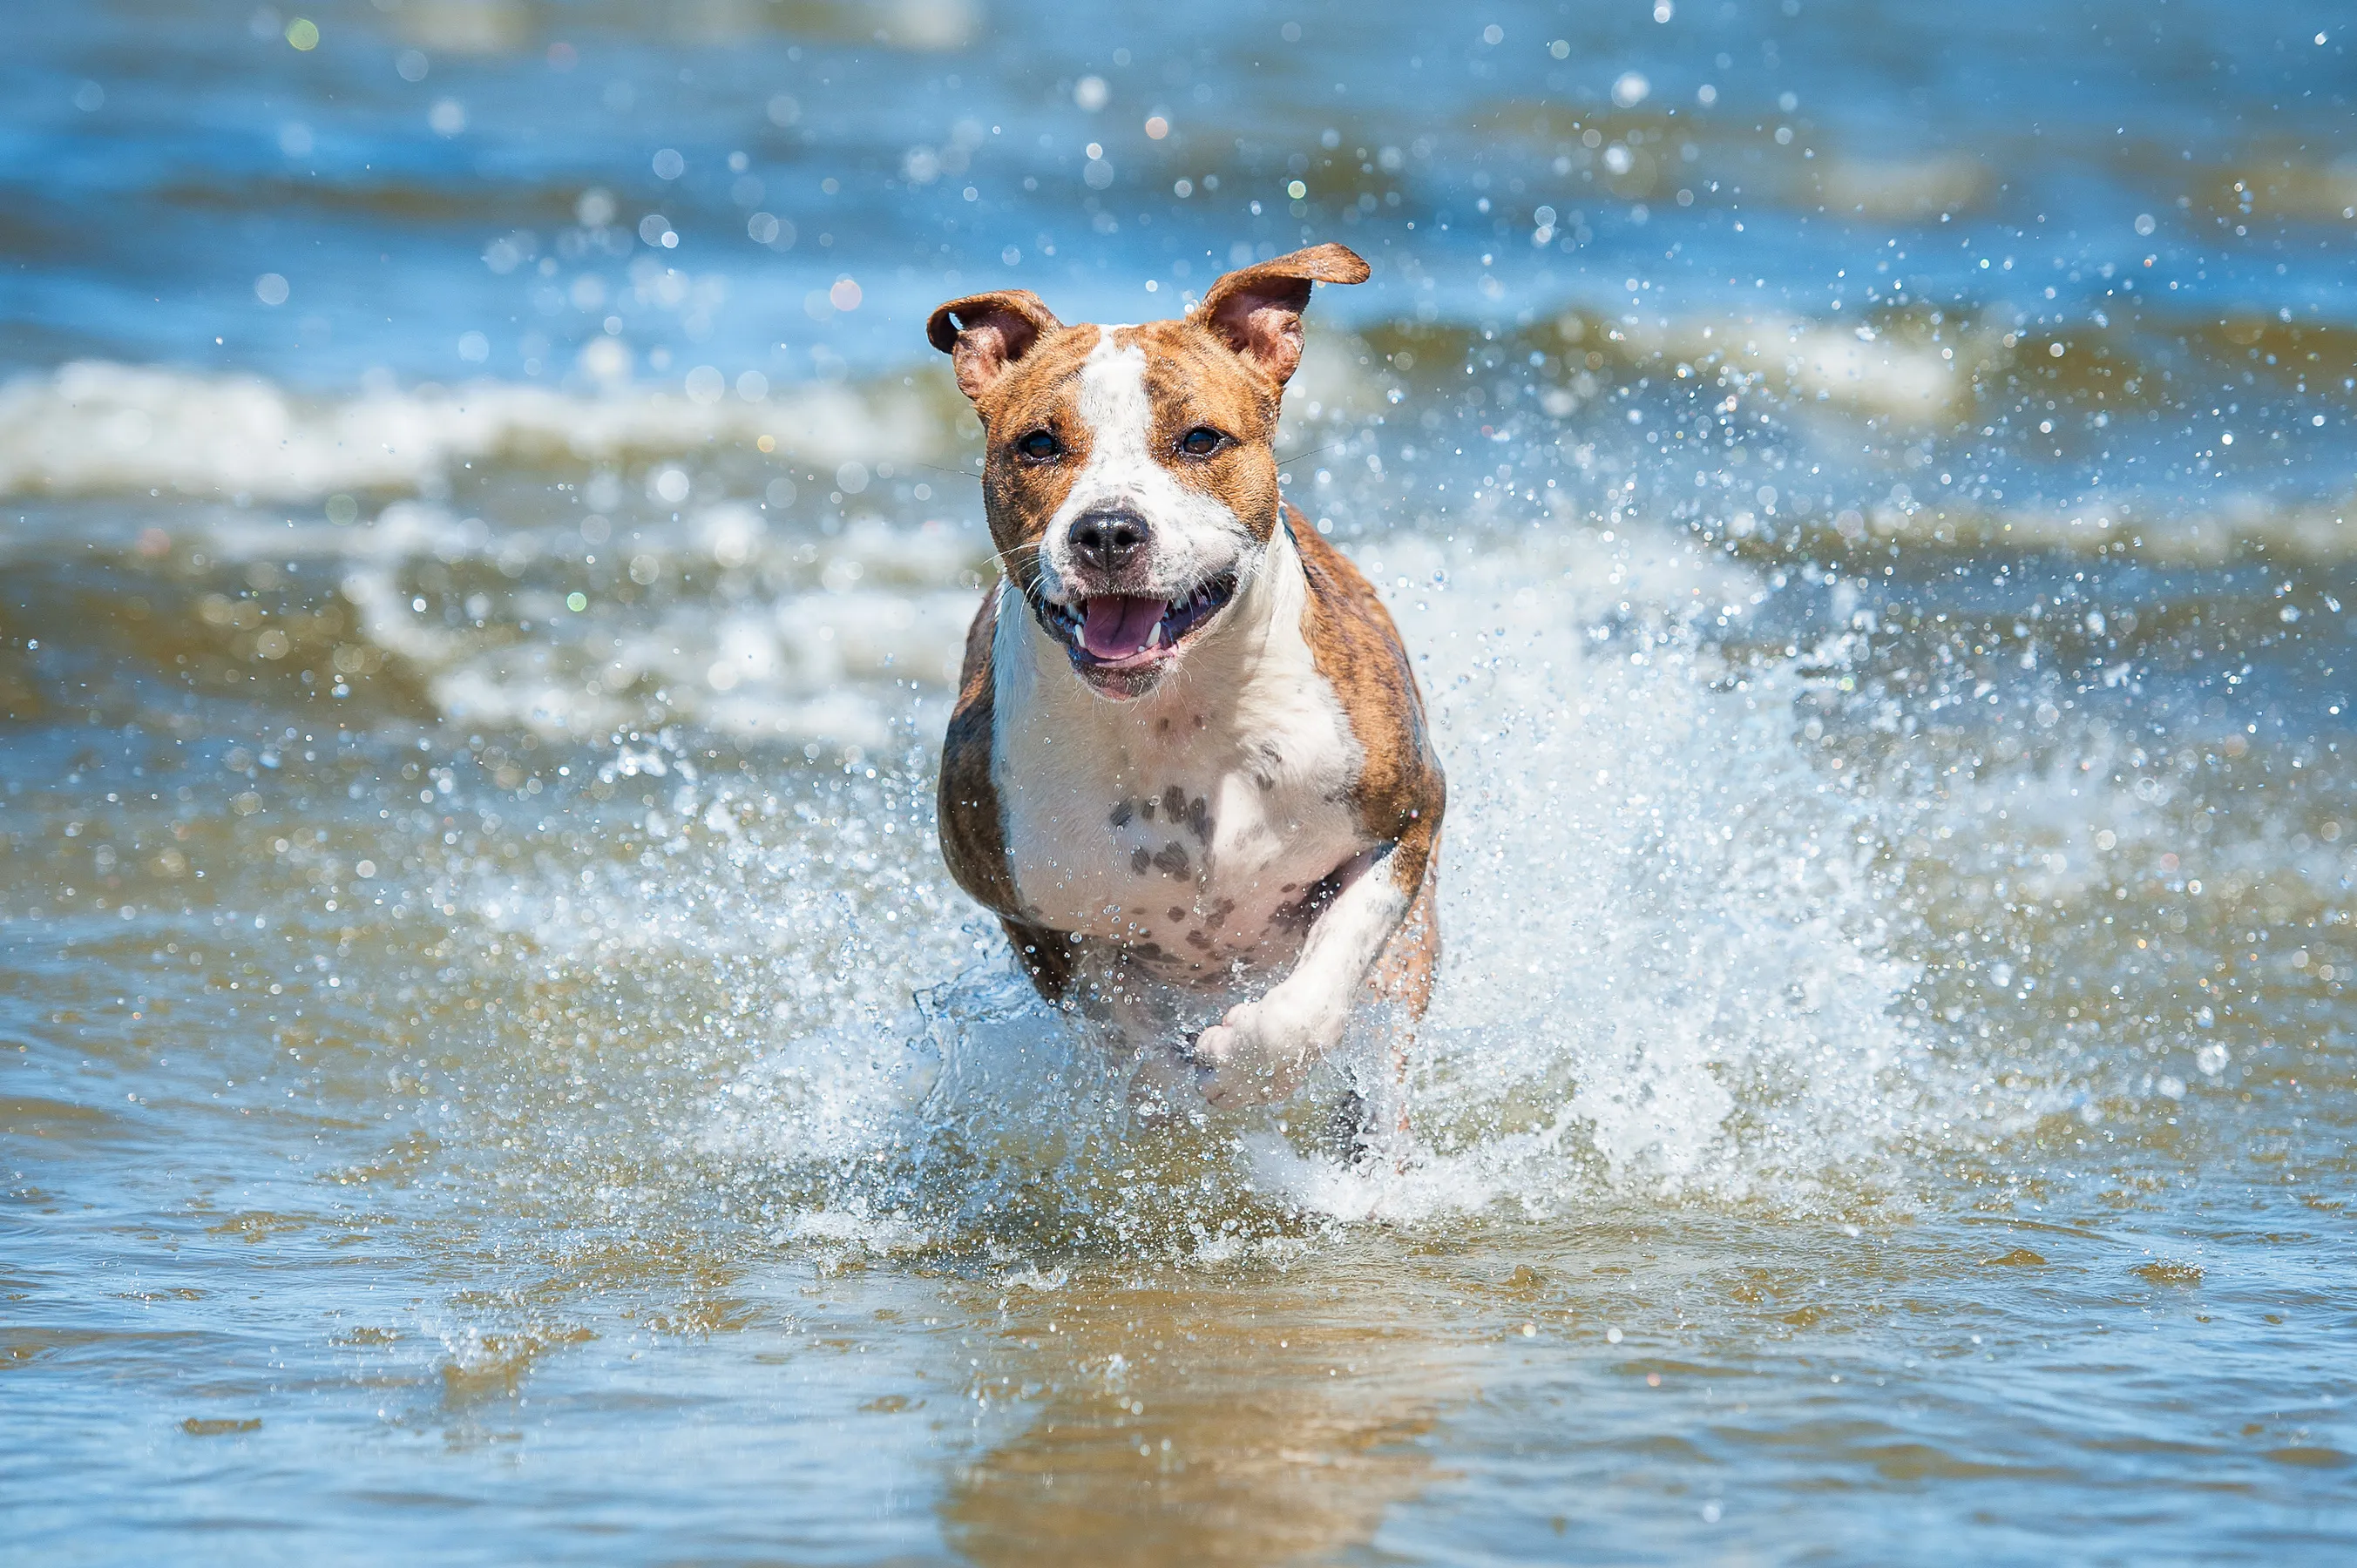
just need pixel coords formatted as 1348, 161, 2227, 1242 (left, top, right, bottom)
11, 321, 2349, 571
0, 360, 965, 504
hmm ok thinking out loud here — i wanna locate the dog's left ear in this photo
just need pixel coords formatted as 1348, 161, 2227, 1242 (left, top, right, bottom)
1193, 242, 1370, 387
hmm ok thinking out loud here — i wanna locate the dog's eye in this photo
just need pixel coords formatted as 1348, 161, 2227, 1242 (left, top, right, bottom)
1015, 429, 1060, 462
1177, 426, 1226, 457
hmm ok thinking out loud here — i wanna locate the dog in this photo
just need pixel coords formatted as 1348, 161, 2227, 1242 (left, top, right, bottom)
925, 242, 1443, 1138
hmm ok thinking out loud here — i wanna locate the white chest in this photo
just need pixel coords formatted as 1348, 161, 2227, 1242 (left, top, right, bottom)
991, 568, 1365, 983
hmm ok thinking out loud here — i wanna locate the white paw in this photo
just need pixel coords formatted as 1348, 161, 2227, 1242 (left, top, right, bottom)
1189, 997, 1338, 1110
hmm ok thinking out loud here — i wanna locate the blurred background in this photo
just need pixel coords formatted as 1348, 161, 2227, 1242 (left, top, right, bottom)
5, 0, 2354, 740
4, 2, 2354, 1562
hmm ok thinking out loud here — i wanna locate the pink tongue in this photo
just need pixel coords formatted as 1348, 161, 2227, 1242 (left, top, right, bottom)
1080, 595, 1164, 659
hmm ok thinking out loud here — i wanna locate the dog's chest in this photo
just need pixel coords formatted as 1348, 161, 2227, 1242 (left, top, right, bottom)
996, 645, 1364, 981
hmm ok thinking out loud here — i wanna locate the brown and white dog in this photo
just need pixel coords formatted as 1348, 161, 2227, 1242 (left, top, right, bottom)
925, 242, 1443, 1137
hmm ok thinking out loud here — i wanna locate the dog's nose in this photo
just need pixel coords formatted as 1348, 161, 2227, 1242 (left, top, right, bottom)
1068, 508, 1150, 575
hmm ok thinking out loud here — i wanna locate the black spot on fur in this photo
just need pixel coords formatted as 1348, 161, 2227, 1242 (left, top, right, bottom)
1268, 866, 1345, 933
1167, 906, 1187, 922
1108, 800, 1134, 828
1187, 796, 1211, 840
1131, 847, 1152, 874
1153, 841, 1190, 876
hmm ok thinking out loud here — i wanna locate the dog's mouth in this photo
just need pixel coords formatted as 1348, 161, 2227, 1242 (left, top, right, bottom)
1033, 572, 1238, 672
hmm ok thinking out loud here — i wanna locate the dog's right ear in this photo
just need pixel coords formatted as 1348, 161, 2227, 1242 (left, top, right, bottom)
925, 290, 1062, 402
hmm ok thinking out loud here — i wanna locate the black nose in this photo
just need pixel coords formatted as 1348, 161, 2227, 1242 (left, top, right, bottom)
1068, 508, 1150, 575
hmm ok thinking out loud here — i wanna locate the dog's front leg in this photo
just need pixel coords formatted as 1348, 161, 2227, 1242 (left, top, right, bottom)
1191, 844, 1414, 1109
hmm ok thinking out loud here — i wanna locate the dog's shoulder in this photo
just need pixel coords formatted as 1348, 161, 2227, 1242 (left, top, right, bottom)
938, 582, 1018, 915
1286, 506, 1445, 846
938, 585, 1083, 998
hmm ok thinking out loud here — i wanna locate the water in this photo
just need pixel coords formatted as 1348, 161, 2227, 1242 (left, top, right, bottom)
5, 1, 2355, 1560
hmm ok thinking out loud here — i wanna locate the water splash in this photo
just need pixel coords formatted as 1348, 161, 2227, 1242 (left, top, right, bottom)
590, 526, 1938, 1254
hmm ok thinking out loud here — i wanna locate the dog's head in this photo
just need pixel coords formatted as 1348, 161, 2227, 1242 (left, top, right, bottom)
927, 243, 1367, 700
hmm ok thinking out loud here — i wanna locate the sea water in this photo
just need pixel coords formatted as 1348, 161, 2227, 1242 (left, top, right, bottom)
3, 2, 2354, 1561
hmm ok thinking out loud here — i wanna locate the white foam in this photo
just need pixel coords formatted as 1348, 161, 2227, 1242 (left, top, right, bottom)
0, 361, 958, 501
1625, 311, 1963, 416
288, 504, 981, 743
1849, 489, 2356, 564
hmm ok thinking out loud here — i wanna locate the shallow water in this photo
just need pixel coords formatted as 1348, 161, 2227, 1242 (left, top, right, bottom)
5, 1, 2357, 1561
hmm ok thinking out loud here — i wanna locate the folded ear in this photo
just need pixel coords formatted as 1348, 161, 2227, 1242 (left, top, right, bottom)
1192, 242, 1370, 387
925, 290, 1062, 402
